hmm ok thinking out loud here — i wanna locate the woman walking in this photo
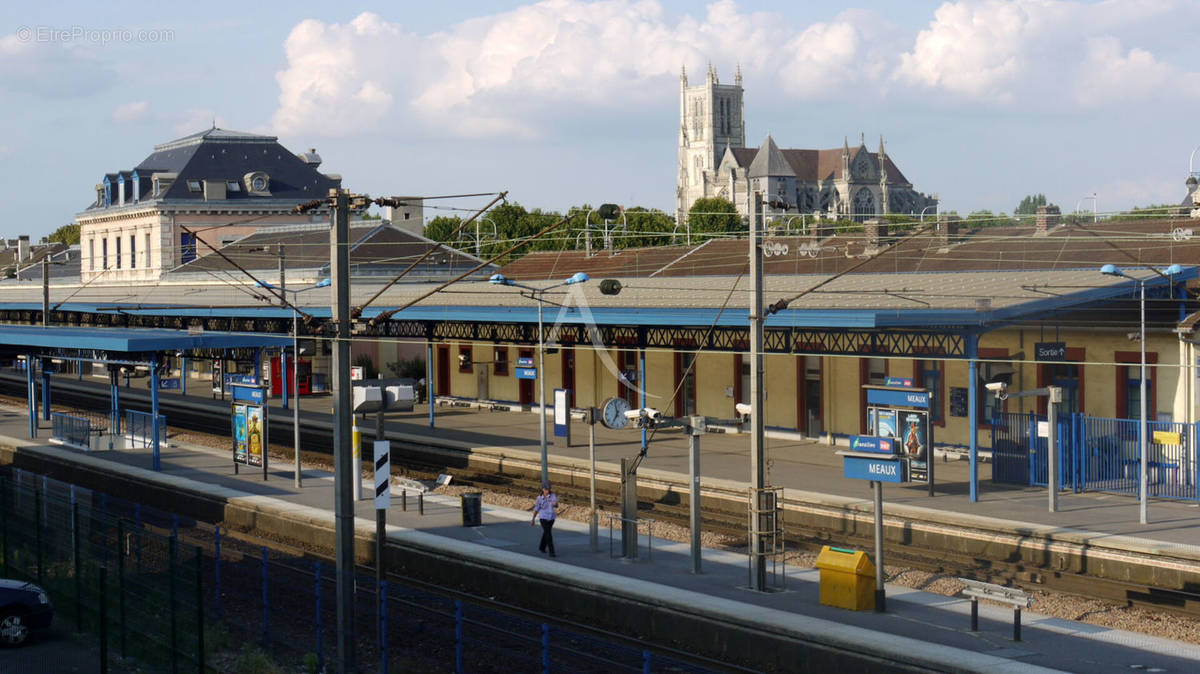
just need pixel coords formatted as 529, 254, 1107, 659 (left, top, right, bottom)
531, 482, 558, 557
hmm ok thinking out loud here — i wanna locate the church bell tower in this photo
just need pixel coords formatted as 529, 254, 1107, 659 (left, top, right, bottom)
677, 64, 745, 216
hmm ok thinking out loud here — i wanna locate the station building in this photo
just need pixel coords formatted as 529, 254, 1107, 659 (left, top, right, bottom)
3, 212, 1199, 457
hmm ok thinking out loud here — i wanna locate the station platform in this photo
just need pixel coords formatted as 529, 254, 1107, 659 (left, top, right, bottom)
3, 397, 1200, 672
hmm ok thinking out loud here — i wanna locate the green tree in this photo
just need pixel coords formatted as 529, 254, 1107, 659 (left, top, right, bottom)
687, 197, 741, 242
424, 215, 463, 243
1014, 194, 1047, 216
47, 223, 80, 245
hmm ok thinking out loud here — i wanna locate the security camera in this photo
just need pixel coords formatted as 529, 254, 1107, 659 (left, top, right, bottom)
623, 407, 662, 422
623, 409, 643, 421
735, 403, 753, 417
985, 381, 1007, 393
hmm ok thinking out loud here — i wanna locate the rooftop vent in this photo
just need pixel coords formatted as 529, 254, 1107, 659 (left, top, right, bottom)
298, 148, 322, 167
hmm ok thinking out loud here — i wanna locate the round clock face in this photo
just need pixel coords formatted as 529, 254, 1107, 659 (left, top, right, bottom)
251, 176, 267, 191
600, 396, 631, 430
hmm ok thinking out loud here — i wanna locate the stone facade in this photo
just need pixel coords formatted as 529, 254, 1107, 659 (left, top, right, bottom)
676, 65, 937, 225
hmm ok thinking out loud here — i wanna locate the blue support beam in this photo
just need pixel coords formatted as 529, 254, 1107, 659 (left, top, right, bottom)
111, 367, 120, 437
967, 333, 979, 503
427, 341, 435, 429
26, 355, 36, 439
151, 354, 161, 471
181, 356, 188, 396
40, 359, 50, 421
639, 347, 647, 453
281, 347, 289, 410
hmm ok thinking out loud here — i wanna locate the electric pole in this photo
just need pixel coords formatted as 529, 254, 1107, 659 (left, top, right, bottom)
330, 188, 356, 673
749, 192, 767, 592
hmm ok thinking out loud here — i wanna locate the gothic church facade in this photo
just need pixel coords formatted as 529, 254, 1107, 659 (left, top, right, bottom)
676, 65, 937, 223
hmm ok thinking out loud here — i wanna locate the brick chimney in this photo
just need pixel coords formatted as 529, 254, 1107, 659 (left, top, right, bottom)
936, 215, 959, 246
1035, 205, 1060, 235
864, 219, 888, 248
17, 235, 29, 262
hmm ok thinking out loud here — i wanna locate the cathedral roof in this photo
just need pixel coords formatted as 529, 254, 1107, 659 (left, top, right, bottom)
729, 144, 910, 185
748, 136, 795, 178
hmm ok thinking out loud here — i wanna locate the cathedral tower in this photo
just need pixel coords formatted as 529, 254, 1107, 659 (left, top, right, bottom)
677, 64, 745, 216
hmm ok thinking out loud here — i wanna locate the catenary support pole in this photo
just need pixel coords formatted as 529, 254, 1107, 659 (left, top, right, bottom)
26, 355, 35, 438
293, 307, 302, 489
280, 247, 288, 411
151, 354, 161, 471
330, 188, 356, 674
873, 480, 886, 612
688, 420, 702, 574
749, 192, 767, 592
1139, 280, 1149, 525
967, 335, 979, 502
1048, 386, 1061, 513
537, 298, 548, 484
589, 413, 598, 552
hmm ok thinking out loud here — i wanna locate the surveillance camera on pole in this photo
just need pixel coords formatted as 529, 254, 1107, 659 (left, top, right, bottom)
985, 381, 1008, 399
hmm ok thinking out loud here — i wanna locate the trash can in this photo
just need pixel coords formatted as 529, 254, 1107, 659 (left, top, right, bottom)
815, 545, 875, 611
461, 492, 483, 527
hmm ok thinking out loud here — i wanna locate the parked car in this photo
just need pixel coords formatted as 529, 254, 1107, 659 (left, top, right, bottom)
0, 579, 53, 647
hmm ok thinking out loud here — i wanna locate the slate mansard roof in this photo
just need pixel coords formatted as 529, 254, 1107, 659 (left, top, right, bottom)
82, 128, 342, 212
727, 141, 911, 185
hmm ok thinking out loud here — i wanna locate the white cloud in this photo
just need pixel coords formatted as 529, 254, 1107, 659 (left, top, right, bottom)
270, 1, 1200, 139
112, 101, 149, 123
895, 0, 1200, 107
0, 31, 116, 98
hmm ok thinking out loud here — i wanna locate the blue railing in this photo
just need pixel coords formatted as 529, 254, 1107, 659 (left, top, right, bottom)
50, 412, 91, 450
992, 412, 1198, 501
124, 409, 165, 449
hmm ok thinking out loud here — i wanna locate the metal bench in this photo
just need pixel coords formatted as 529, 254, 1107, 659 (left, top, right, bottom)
959, 578, 1032, 641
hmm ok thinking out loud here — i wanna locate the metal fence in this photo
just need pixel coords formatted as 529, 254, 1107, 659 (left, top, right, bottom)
0, 471, 204, 673
50, 412, 91, 450
991, 413, 1198, 501
4, 469, 731, 673
124, 410, 166, 449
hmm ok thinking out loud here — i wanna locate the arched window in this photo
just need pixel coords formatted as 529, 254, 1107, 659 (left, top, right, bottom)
693, 155, 703, 185
852, 188, 874, 222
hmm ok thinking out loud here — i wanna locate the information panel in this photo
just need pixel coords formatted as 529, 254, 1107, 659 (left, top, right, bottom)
865, 385, 933, 485
843, 455, 908, 483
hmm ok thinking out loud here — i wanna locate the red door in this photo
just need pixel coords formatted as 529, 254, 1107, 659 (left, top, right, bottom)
561, 349, 576, 407
518, 349, 534, 405
436, 345, 450, 397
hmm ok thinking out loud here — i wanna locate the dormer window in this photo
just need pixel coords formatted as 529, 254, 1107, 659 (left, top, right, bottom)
251, 176, 267, 191
227, 180, 241, 192
243, 171, 270, 195
186, 180, 203, 193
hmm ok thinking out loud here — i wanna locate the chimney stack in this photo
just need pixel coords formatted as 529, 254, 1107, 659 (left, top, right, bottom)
1035, 205, 1060, 236
937, 215, 959, 245
864, 219, 888, 249
18, 235, 29, 262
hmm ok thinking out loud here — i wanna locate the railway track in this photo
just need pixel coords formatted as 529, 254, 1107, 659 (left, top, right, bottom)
5, 371, 1200, 623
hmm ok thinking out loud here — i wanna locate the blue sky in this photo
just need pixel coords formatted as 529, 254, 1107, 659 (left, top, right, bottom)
3, 0, 1199, 239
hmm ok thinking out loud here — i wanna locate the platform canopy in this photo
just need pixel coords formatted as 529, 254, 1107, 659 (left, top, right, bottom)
0, 325, 290, 359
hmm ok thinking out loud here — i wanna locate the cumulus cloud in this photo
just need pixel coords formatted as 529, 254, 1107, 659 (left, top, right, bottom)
112, 101, 149, 123
269, 0, 1200, 138
895, 0, 1199, 106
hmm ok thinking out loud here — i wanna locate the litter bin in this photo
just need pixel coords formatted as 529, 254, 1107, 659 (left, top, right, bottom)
461, 492, 483, 527
815, 545, 875, 611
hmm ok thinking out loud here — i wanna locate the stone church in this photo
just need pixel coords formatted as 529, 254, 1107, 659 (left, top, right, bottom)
676, 65, 937, 223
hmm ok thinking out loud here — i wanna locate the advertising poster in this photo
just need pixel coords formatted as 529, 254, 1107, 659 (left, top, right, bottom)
246, 405, 264, 467
876, 409, 898, 439
232, 404, 248, 464
903, 410, 930, 483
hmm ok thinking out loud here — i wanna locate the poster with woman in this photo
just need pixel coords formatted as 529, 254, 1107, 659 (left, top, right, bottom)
233, 404, 248, 464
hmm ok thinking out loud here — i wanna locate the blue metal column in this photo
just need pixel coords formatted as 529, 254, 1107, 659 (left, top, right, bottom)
281, 347, 289, 410
151, 355, 161, 471
426, 341, 435, 428
77, 360, 83, 381
26, 355, 36, 438
111, 367, 120, 436
40, 359, 50, 421
255, 348, 263, 384
639, 347, 647, 453
181, 356, 188, 396
967, 334, 979, 503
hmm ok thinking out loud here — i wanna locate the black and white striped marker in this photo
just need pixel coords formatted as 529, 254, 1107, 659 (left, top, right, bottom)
374, 440, 390, 510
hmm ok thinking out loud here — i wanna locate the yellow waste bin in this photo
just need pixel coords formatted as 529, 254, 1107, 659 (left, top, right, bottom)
815, 546, 876, 611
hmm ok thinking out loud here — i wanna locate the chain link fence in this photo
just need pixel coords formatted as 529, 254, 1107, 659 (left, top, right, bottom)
2, 468, 736, 673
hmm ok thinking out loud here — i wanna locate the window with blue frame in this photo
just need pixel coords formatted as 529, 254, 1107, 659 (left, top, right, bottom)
917, 359, 944, 424
180, 232, 196, 264
115, 236, 122, 269
101, 238, 108, 270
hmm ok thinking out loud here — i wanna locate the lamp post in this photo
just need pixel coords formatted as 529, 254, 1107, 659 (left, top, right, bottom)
490, 272, 590, 483
259, 278, 331, 488
1099, 263, 1181, 524
919, 204, 937, 223
1076, 193, 1098, 222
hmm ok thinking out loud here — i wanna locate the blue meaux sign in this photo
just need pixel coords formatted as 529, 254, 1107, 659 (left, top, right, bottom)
231, 384, 265, 404
866, 388, 930, 409
843, 456, 908, 483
